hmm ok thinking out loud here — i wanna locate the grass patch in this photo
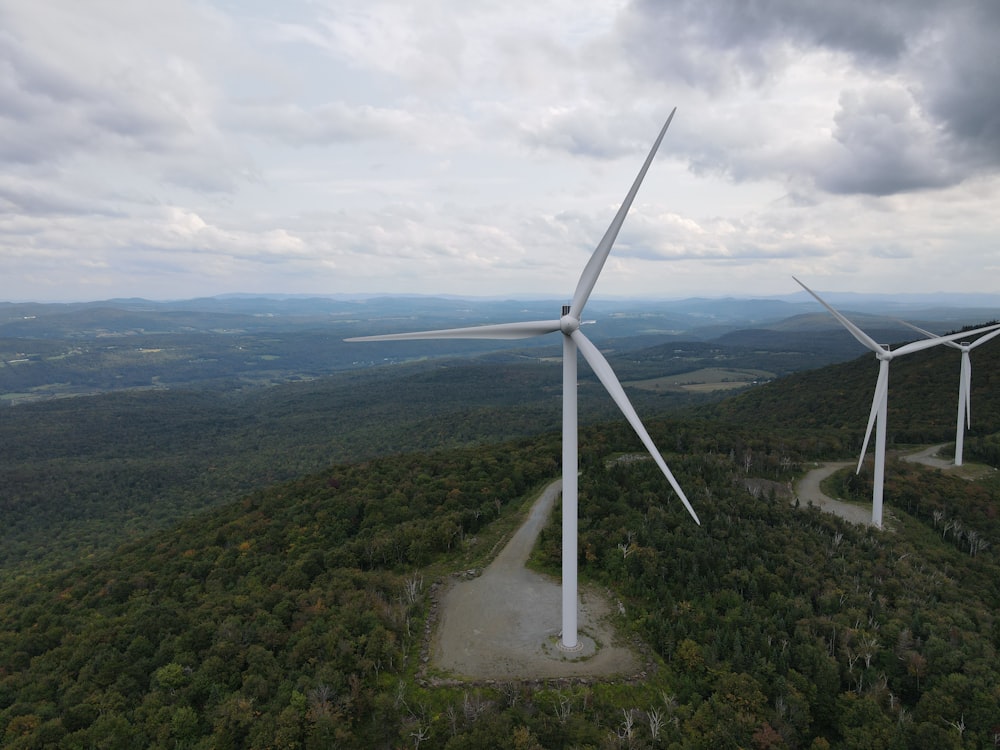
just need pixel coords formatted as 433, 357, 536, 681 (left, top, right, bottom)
625, 367, 775, 393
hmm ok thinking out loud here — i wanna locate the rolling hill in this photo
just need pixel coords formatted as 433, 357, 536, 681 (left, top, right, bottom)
0, 299, 999, 745
0, 407, 998, 746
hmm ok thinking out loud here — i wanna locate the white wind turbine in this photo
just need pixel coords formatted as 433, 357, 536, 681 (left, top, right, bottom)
348, 110, 700, 651
899, 321, 1000, 466
794, 277, 1000, 528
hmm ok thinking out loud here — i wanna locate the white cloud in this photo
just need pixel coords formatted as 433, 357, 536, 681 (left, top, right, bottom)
0, 0, 998, 301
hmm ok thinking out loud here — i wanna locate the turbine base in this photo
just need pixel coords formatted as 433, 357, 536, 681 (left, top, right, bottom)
557, 638, 585, 654
544, 632, 598, 660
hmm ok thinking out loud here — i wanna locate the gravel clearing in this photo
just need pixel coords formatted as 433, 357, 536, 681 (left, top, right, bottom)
430, 478, 641, 680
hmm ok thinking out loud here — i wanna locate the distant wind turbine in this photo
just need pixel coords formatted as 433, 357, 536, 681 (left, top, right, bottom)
348, 110, 700, 651
899, 321, 1000, 466
793, 278, 1000, 528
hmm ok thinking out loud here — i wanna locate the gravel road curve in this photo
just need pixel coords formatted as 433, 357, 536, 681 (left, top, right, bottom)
793, 445, 975, 528
794, 461, 874, 527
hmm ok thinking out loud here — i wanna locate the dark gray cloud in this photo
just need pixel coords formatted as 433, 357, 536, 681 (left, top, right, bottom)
624, 0, 938, 81
621, 0, 1000, 196
917, 3, 1000, 165
819, 87, 958, 195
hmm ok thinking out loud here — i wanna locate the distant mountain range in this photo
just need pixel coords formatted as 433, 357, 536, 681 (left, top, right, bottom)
3, 294, 996, 406
3, 292, 997, 340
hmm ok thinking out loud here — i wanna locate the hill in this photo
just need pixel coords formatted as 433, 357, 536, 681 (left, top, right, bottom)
0, 418, 998, 746
702, 328, 1000, 454
0, 349, 724, 574
4, 314, 1000, 577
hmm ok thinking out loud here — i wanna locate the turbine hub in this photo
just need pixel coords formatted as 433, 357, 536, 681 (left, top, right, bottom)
560, 312, 581, 334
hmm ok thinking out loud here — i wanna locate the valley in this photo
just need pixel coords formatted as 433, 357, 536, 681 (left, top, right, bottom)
1, 293, 965, 404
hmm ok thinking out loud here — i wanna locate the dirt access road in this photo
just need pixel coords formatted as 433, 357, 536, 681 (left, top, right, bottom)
794, 461, 874, 526
793, 444, 995, 527
430, 478, 641, 680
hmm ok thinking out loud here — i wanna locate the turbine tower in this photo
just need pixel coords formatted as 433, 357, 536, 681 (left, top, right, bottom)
900, 322, 1000, 466
348, 110, 700, 651
794, 278, 1000, 527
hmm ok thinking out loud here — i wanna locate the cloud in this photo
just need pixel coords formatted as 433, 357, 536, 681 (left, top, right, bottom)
617, 0, 1000, 197
0, 176, 120, 217
817, 86, 958, 195
234, 102, 413, 145
514, 107, 650, 159
0, 1, 253, 190
622, 0, 935, 85
1, 0, 998, 301
914, 3, 1000, 168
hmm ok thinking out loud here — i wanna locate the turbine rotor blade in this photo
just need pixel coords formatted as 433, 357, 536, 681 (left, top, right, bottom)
968, 326, 1000, 349
345, 319, 562, 341
571, 329, 700, 525
793, 277, 882, 354
961, 352, 972, 428
899, 320, 1000, 352
898, 320, 937, 338
898, 320, 963, 351
858, 363, 889, 473
893, 322, 1000, 356
568, 109, 676, 320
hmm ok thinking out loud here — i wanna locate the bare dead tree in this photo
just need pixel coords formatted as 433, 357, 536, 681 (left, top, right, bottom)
403, 574, 423, 605
409, 723, 430, 749
647, 707, 665, 740
553, 690, 572, 723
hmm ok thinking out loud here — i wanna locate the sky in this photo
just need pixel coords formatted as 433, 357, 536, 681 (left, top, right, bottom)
1, 0, 998, 303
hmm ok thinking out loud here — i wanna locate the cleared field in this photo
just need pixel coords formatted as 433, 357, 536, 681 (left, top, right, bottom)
625, 367, 774, 393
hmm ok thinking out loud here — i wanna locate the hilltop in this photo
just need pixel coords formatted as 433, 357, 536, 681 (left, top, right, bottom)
1, 298, 999, 746
703, 328, 1000, 453
1, 416, 998, 746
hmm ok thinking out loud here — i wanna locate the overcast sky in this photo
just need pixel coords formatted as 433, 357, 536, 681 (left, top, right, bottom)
1, 0, 998, 302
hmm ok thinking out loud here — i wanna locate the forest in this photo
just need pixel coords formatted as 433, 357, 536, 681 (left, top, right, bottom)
0, 312, 998, 747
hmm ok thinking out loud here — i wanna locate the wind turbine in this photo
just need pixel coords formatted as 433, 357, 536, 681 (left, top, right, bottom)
899, 321, 1000, 466
794, 277, 1000, 527
348, 110, 700, 651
